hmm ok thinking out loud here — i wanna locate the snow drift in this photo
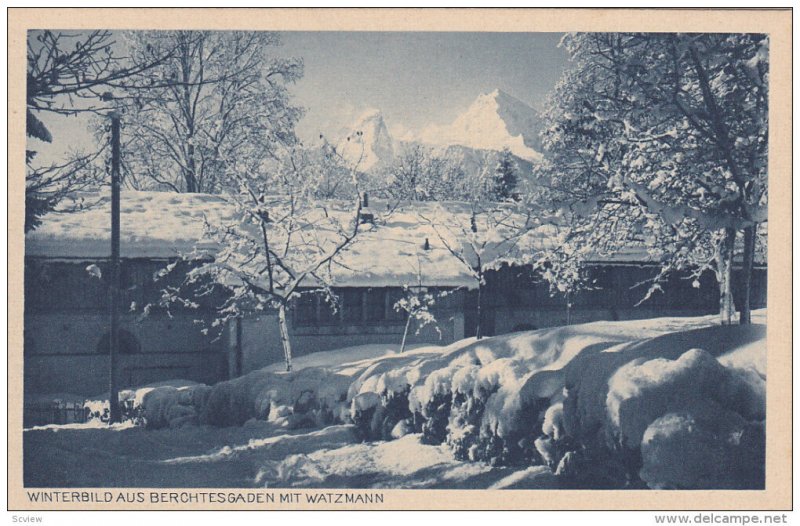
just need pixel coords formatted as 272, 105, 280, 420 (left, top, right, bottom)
33, 310, 766, 489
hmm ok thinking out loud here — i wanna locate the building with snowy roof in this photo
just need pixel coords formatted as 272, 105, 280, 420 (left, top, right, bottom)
23, 190, 766, 397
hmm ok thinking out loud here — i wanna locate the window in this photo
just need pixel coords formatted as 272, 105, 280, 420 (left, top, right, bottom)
25, 260, 109, 313
292, 288, 407, 327
365, 288, 387, 322
293, 293, 318, 326
317, 295, 340, 325
341, 289, 363, 323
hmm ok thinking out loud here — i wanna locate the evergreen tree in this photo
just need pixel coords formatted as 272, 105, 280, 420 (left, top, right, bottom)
492, 148, 518, 200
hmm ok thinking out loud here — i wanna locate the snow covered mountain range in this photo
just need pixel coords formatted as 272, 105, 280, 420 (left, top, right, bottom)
337, 89, 543, 173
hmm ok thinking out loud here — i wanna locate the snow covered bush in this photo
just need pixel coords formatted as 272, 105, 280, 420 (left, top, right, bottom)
605, 348, 766, 489
102, 368, 354, 430
554, 323, 766, 488
197, 367, 352, 428
535, 402, 575, 469
416, 392, 452, 445
640, 412, 765, 489
404, 352, 549, 466
350, 386, 414, 442
446, 386, 496, 462
85, 398, 144, 426
349, 391, 382, 441
561, 324, 765, 445
605, 348, 765, 449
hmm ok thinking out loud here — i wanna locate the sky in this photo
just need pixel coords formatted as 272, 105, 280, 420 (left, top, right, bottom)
281, 32, 569, 142
31, 31, 570, 165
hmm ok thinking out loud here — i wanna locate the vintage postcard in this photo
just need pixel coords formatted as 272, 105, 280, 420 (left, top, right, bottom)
7, 7, 792, 512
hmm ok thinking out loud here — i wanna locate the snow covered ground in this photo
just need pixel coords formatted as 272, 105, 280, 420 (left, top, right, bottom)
24, 310, 766, 489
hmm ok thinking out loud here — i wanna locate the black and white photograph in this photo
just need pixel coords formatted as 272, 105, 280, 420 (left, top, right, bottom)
11, 7, 789, 510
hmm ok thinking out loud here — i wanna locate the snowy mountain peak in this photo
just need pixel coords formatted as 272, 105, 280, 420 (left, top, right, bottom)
340, 109, 395, 171
478, 88, 512, 103
419, 89, 542, 162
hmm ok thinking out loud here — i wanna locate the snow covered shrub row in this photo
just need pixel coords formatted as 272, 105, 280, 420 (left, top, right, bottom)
639, 411, 765, 489
125, 367, 353, 430
348, 340, 571, 466
553, 323, 767, 488
338, 319, 767, 487
79, 313, 765, 490
349, 386, 414, 442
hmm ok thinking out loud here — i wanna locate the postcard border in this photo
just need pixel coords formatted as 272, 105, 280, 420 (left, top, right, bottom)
7, 7, 793, 511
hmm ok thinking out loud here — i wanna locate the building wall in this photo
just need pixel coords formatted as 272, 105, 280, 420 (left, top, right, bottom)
24, 313, 227, 396
23, 257, 767, 394
464, 263, 768, 337
233, 300, 465, 375
23, 256, 468, 392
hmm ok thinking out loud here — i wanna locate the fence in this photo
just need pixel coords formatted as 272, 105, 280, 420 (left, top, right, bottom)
24, 400, 89, 428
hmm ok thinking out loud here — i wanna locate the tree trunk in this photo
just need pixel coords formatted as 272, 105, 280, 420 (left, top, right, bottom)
400, 315, 412, 353
739, 224, 756, 325
717, 227, 736, 325
278, 303, 293, 372
566, 291, 572, 325
475, 279, 483, 340
185, 143, 197, 192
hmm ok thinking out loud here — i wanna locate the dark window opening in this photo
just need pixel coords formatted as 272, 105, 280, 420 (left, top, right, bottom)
385, 289, 406, 322
341, 288, 363, 323
365, 288, 387, 322
292, 287, 408, 327
318, 294, 340, 325
293, 293, 317, 326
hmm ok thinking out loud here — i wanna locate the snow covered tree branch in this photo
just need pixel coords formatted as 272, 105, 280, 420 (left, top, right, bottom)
421, 201, 539, 339
26, 30, 177, 231
169, 141, 382, 371
109, 30, 303, 194
534, 32, 768, 324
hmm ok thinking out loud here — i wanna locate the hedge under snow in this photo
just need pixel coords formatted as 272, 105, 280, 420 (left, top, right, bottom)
82, 310, 766, 489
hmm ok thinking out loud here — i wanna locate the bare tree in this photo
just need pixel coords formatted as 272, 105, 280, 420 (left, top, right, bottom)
157, 138, 377, 371
393, 255, 441, 353
114, 30, 303, 194
26, 30, 175, 230
421, 202, 538, 340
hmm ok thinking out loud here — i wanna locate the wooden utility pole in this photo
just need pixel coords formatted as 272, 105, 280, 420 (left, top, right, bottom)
108, 112, 122, 424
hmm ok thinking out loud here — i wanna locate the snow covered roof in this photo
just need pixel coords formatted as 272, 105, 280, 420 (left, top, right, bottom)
26, 191, 235, 261
26, 190, 670, 287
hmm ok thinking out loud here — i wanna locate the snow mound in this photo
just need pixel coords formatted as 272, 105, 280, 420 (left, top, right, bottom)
542, 402, 565, 441
561, 323, 766, 446
605, 348, 765, 449
125, 368, 353, 429
254, 433, 501, 489
640, 412, 765, 489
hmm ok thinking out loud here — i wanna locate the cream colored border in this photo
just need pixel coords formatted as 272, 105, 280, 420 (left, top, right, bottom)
7, 8, 792, 511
